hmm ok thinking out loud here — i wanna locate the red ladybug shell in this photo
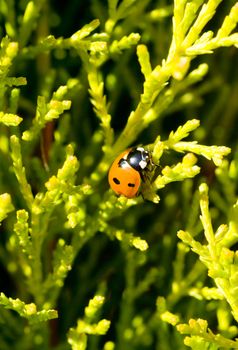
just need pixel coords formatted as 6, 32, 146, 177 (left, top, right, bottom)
108, 149, 141, 198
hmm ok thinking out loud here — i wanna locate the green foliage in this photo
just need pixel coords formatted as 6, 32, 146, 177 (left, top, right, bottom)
68, 295, 111, 350
0, 193, 14, 222
0, 0, 238, 349
22, 93, 71, 142
177, 318, 238, 349
178, 183, 238, 325
0, 292, 57, 325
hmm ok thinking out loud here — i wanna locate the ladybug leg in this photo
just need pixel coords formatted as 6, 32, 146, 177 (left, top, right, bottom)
141, 167, 153, 183
140, 172, 146, 182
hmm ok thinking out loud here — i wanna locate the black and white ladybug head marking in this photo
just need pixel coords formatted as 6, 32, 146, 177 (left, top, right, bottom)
126, 147, 150, 172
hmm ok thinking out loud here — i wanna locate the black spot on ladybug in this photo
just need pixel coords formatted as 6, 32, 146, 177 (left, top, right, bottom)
113, 177, 120, 184
128, 183, 135, 187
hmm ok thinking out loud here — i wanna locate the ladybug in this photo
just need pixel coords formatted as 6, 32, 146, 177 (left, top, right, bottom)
108, 147, 153, 198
